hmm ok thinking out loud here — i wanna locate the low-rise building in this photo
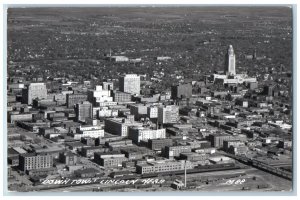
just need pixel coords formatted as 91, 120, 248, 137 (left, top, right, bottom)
98, 107, 118, 118
19, 153, 53, 172
223, 140, 245, 152
73, 129, 104, 139
8, 113, 32, 124
59, 152, 78, 165
66, 94, 87, 108
73, 125, 105, 139
112, 91, 132, 102
74, 168, 101, 178
106, 140, 133, 150
121, 147, 153, 160
228, 145, 249, 155
128, 127, 166, 144
136, 160, 193, 174
171, 83, 192, 99
187, 140, 211, 149
81, 146, 109, 158
130, 104, 148, 120
179, 152, 209, 161
164, 145, 192, 159
278, 140, 292, 148
27, 167, 56, 176
209, 156, 235, 164
209, 134, 234, 148
148, 138, 173, 150
94, 152, 128, 168
193, 147, 216, 154
104, 118, 142, 137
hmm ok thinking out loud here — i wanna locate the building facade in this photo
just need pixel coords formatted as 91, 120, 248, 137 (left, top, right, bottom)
59, 152, 78, 165
8, 113, 33, 123
87, 85, 113, 106
66, 94, 87, 108
94, 153, 128, 167
104, 118, 143, 137
74, 129, 105, 139
75, 101, 93, 122
22, 83, 47, 105
164, 145, 192, 158
119, 74, 140, 95
128, 127, 166, 143
130, 104, 148, 120
98, 107, 118, 118
171, 83, 192, 99
19, 153, 53, 172
225, 45, 236, 76
209, 134, 234, 148
112, 91, 132, 102
158, 105, 179, 124
148, 138, 173, 150
147, 106, 158, 119
102, 82, 114, 90
136, 160, 192, 174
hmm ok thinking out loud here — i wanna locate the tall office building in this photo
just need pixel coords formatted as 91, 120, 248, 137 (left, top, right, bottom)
119, 74, 140, 95
87, 85, 113, 106
158, 105, 179, 124
22, 83, 47, 105
225, 45, 236, 76
147, 106, 158, 119
75, 101, 93, 122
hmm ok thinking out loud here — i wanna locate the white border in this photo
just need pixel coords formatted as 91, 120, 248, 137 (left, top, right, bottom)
1, 1, 299, 200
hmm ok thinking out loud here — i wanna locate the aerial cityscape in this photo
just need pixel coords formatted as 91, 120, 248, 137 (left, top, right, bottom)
6, 6, 293, 192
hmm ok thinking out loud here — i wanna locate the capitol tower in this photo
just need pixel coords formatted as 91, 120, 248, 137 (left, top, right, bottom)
225, 45, 236, 76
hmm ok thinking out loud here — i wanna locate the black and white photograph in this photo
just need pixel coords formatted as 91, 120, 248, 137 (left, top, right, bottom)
2, 1, 297, 197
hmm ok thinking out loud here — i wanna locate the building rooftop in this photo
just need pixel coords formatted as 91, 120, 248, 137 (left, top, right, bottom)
74, 167, 99, 174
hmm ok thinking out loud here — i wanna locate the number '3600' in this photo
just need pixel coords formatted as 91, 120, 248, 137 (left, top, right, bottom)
225, 179, 246, 185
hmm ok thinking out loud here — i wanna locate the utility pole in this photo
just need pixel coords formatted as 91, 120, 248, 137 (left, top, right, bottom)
109, 48, 112, 61
184, 160, 187, 188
